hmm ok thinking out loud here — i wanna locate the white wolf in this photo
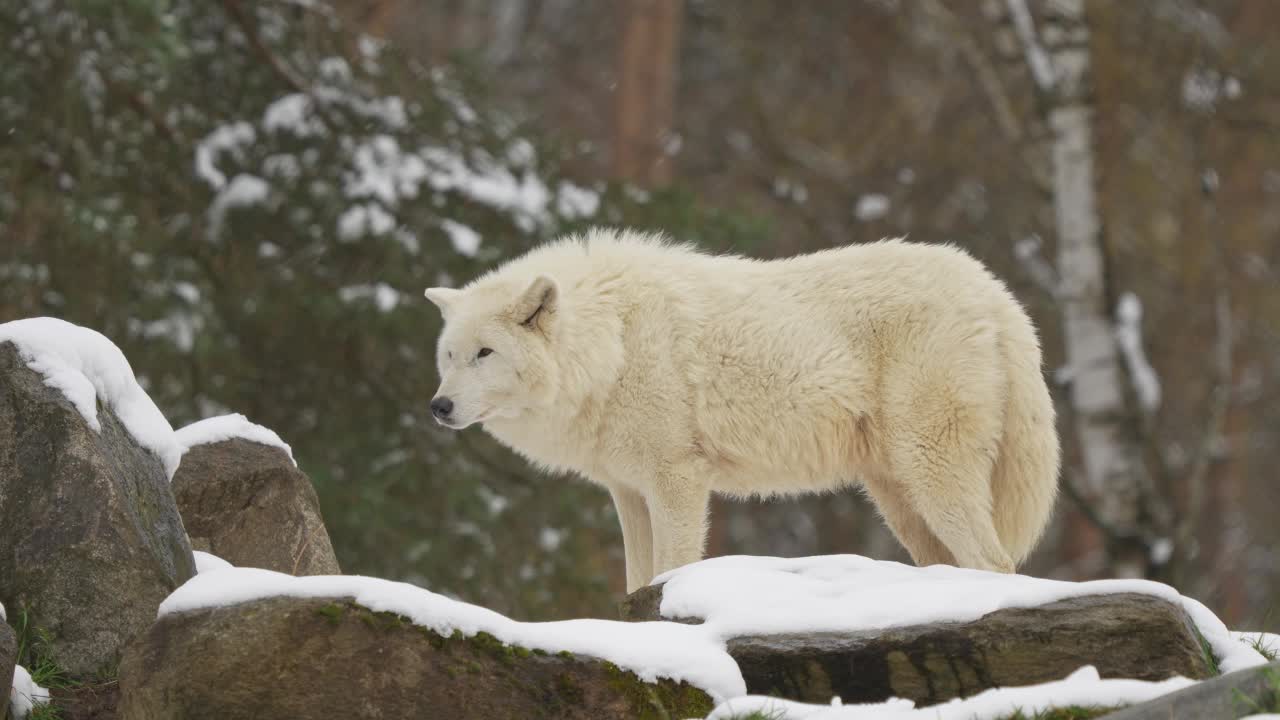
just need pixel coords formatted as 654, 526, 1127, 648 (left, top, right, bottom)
425, 228, 1059, 592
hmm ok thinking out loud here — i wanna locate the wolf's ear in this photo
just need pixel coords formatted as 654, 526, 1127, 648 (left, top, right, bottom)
511, 275, 558, 334
424, 287, 461, 317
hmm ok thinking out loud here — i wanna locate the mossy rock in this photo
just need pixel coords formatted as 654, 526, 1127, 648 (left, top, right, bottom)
0, 343, 195, 680
118, 597, 714, 719
1101, 659, 1280, 720
623, 585, 1214, 706
172, 438, 341, 576
0, 618, 15, 718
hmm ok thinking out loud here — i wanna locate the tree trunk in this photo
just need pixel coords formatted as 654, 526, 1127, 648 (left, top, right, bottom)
1011, 0, 1152, 577
613, 0, 683, 187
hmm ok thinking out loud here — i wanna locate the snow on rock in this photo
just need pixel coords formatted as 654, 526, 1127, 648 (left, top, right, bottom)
653, 555, 1268, 675
175, 413, 295, 464
0, 600, 4, 621
192, 551, 234, 575
9, 665, 51, 720
705, 666, 1196, 720
0, 317, 182, 479
159, 567, 745, 702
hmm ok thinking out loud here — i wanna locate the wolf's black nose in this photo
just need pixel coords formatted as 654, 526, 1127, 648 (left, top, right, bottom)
431, 396, 454, 420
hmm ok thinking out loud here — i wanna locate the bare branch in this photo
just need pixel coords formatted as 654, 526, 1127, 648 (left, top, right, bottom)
1013, 234, 1061, 297
1005, 0, 1056, 91
220, 0, 310, 94
920, 0, 1024, 142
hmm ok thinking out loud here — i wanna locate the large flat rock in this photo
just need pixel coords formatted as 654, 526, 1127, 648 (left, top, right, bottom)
624, 584, 1215, 705
119, 596, 715, 719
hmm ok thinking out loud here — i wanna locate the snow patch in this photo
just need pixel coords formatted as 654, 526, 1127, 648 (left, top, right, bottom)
420, 147, 552, 231
337, 203, 396, 240
706, 665, 1195, 720
1116, 292, 1161, 413
441, 219, 481, 257
1183, 67, 1242, 111
854, 194, 890, 221
1233, 631, 1280, 659
337, 283, 402, 313
193, 550, 234, 575
195, 122, 256, 189
208, 174, 270, 239
556, 181, 601, 219
159, 567, 745, 702
175, 413, 295, 464
263, 93, 324, 137
0, 317, 182, 478
653, 555, 1267, 675
9, 665, 50, 720
345, 136, 428, 204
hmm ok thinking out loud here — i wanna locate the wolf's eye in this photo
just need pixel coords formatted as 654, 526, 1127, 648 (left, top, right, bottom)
476, 347, 493, 359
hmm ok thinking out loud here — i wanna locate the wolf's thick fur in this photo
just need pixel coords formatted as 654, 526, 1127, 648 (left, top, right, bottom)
426, 229, 1059, 592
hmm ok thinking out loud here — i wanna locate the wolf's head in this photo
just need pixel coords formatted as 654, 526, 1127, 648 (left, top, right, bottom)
423, 275, 560, 429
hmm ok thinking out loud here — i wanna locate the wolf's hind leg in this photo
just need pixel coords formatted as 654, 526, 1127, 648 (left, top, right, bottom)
862, 471, 955, 567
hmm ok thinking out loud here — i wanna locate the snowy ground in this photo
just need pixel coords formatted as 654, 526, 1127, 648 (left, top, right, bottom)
706, 666, 1195, 720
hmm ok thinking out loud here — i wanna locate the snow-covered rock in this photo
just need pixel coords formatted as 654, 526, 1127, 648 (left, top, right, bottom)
623, 555, 1266, 706
706, 666, 1195, 720
0, 317, 181, 478
120, 568, 734, 718
175, 413, 294, 464
171, 435, 339, 575
192, 551, 233, 575
0, 339, 195, 678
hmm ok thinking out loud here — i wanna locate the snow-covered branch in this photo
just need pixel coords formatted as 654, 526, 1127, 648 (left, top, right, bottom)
1115, 292, 1161, 415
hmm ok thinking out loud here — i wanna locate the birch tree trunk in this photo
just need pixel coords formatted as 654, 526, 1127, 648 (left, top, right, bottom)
1009, 0, 1153, 577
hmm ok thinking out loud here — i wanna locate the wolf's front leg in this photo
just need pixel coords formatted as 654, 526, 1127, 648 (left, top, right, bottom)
609, 484, 654, 593
648, 470, 710, 578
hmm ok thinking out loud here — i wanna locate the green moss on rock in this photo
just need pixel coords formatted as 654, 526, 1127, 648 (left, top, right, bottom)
122, 597, 716, 719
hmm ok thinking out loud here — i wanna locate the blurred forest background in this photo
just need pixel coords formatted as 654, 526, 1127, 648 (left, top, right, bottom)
1, 0, 1277, 627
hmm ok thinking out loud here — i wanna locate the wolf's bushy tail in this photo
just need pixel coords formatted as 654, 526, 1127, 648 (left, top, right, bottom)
991, 306, 1061, 566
